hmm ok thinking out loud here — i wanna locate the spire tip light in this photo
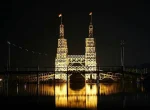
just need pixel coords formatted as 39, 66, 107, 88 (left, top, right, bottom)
89, 12, 92, 15
59, 14, 62, 17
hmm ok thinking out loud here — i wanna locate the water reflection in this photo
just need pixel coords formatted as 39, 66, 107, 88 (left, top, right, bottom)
1, 82, 148, 109
85, 84, 97, 108
55, 83, 87, 108
100, 83, 121, 95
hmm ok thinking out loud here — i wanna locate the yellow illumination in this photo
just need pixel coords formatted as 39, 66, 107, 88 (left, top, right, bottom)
55, 18, 97, 81
55, 83, 97, 109
15, 83, 125, 109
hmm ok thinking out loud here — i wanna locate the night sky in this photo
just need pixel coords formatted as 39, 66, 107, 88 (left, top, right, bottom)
1, 0, 150, 70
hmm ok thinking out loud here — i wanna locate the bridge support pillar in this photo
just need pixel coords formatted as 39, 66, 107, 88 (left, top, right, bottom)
66, 71, 68, 100
4, 72, 9, 96
37, 73, 39, 85
67, 71, 68, 83
37, 65, 39, 85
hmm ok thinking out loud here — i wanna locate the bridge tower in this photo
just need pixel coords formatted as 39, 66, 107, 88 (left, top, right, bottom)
85, 12, 97, 80
55, 14, 68, 80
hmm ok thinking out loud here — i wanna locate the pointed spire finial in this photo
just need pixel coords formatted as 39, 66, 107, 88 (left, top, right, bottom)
89, 12, 92, 24
89, 12, 93, 37
58, 13, 62, 24
58, 13, 64, 38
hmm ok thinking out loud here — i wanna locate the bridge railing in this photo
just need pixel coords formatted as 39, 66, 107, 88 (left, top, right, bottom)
99, 66, 123, 73
0, 66, 123, 74
2, 66, 149, 74
4, 66, 55, 72
124, 67, 149, 74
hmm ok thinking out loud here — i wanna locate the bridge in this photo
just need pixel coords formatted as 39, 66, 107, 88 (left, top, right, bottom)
3, 13, 149, 84
55, 13, 97, 81
0, 65, 148, 84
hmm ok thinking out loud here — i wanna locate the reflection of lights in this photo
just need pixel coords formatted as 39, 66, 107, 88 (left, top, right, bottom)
100, 83, 120, 95
55, 83, 67, 96
0, 78, 2, 81
24, 84, 27, 90
38, 84, 54, 96
141, 84, 144, 92
12, 81, 147, 109
19, 84, 55, 96
55, 83, 67, 107
17, 83, 18, 94
15, 82, 143, 109
86, 84, 97, 108
55, 83, 97, 109
86, 84, 97, 95
69, 83, 85, 96
86, 95, 97, 108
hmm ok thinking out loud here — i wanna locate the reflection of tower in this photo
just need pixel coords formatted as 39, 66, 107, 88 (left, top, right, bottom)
55, 83, 97, 109
55, 14, 68, 80
85, 12, 97, 80
86, 84, 97, 108
55, 83, 67, 107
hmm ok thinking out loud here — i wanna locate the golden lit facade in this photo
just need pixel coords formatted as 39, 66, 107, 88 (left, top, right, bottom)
55, 22, 68, 80
55, 13, 97, 81
68, 55, 85, 71
85, 22, 97, 80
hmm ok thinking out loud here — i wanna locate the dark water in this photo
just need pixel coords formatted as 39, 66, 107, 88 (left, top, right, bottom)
0, 82, 150, 109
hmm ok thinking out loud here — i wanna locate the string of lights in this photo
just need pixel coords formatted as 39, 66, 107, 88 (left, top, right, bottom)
7, 41, 48, 56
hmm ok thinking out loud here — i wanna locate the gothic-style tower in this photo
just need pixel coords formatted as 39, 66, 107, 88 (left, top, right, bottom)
85, 12, 97, 80
55, 14, 68, 80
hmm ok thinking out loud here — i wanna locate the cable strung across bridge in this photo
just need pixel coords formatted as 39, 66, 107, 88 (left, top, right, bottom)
7, 41, 48, 56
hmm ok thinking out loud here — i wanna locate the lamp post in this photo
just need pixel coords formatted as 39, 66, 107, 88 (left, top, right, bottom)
121, 40, 125, 71
7, 41, 11, 71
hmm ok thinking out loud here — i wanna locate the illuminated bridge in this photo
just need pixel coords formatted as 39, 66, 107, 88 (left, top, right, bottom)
1, 65, 148, 84
2, 13, 149, 83
55, 13, 97, 82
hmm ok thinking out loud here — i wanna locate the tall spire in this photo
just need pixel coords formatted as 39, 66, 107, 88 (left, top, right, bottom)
58, 13, 64, 38
89, 12, 93, 37
89, 12, 92, 24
